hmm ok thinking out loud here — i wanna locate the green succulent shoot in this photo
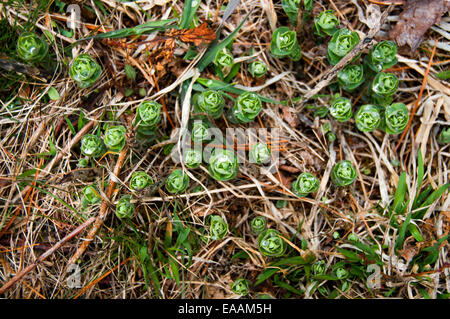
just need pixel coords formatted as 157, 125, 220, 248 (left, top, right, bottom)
69, 54, 102, 89
281, 0, 300, 25
327, 28, 360, 65
365, 40, 398, 73
130, 171, 154, 191
192, 89, 225, 119
214, 48, 234, 68
333, 267, 349, 280
228, 92, 262, 124
16, 32, 48, 63
257, 229, 287, 258
371, 72, 399, 105
134, 101, 162, 136
355, 104, 381, 132
270, 27, 302, 61
329, 94, 352, 122
331, 160, 357, 187
231, 278, 250, 296
438, 127, 450, 145
250, 216, 266, 235
183, 148, 202, 169
314, 10, 339, 37
337, 64, 364, 92
115, 195, 135, 219
209, 215, 228, 240
250, 143, 271, 165
81, 134, 106, 158
103, 125, 126, 152
382, 103, 409, 135
165, 169, 189, 194
248, 60, 268, 78
291, 172, 320, 197
190, 119, 212, 143
312, 260, 326, 275
207, 148, 239, 181
82, 184, 101, 206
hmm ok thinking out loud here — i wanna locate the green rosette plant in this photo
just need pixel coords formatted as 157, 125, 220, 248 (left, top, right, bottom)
209, 215, 228, 240
329, 94, 352, 122
134, 101, 162, 136
228, 92, 262, 124
314, 10, 339, 37
80, 134, 106, 158
327, 28, 360, 65
281, 0, 300, 25
270, 27, 302, 61
81, 185, 101, 207
165, 169, 189, 194
333, 267, 349, 280
337, 64, 364, 92
248, 60, 268, 78
312, 260, 326, 275
69, 54, 102, 88
115, 195, 135, 219
103, 125, 126, 152
364, 40, 398, 73
192, 89, 225, 119
438, 128, 450, 145
257, 229, 287, 258
190, 119, 212, 143
250, 216, 266, 235
231, 278, 250, 296
331, 160, 357, 187
291, 172, 319, 197
371, 72, 399, 105
16, 32, 48, 63
355, 104, 381, 132
382, 103, 409, 135
130, 171, 154, 191
183, 148, 202, 169
214, 48, 234, 68
250, 143, 271, 165
207, 148, 239, 181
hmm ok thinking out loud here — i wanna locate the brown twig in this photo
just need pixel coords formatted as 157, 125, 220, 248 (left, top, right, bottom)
65, 145, 129, 269
0, 217, 95, 295
394, 40, 438, 154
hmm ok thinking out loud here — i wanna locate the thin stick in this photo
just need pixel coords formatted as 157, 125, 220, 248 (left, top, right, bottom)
394, 40, 438, 154
65, 145, 129, 268
0, 217, 95, 295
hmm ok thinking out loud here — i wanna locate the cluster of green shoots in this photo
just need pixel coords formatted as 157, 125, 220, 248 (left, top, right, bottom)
311, 10, 410, 136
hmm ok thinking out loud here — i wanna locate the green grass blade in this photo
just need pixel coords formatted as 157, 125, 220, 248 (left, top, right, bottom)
179, 0, 202, 29
392, 172, 407, 215
79, 19, 177, 41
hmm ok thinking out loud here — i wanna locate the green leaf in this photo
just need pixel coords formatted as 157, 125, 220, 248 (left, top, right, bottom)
79, 19, 177, 41
392, 172, 407, 215
254, 268, 279, 286
179, 0, 202, 30
124, 64, 136, 82
271, 255, 316, 267
47, 86, 60, 100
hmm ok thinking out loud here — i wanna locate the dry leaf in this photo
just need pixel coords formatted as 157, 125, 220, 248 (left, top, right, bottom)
389, 0, 450, 51
167, 22, 216, 46
280, 105, 300, 127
